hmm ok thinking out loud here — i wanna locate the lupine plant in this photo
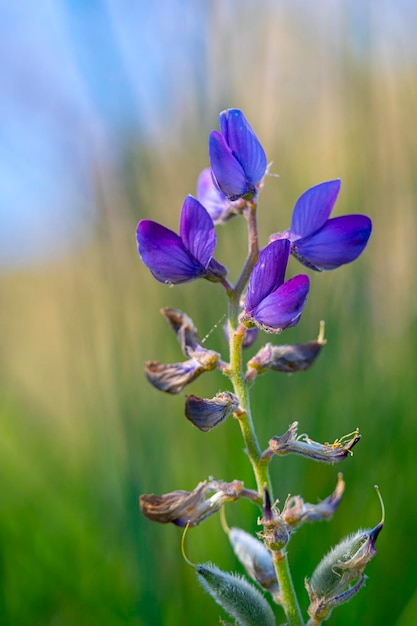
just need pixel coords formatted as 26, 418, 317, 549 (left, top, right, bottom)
136, 109, 381, 625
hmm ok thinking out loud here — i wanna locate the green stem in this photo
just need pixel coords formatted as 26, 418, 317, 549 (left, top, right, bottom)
225, 196, 304, 625
273, 552, 305, 626
228, 322, 270, 495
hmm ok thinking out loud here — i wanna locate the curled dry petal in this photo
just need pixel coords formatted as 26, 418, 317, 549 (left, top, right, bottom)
247, 338, 325, 375
266, 421, 361, 464
246, 322, 326, 383
144, 349, 219, 394
140, 479, 248, 527
281, 473, 345, 531
140, 481, 208, 524
185, 392, 239, 431
160, 307, 201, 356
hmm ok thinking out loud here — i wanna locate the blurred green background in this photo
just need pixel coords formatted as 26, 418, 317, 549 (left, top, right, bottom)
2, 1, 417, 624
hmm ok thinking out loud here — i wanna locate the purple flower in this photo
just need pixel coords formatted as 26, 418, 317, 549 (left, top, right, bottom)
197, 168, 244, 224
241, 240, 310, 333
197, 168, 230, 223
269, 180, 372, 271
209, 109, 267, 201
136, 195, 227, 284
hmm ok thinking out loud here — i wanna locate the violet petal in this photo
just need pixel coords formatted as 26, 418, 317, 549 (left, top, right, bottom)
219, 108, 267, 186
180, 195, 216, 267
209, 130, 248, 199
137, 220, 206, 283
196, 168, 229, 223
245, 240, 291, 312
290, 180, 341, 239
250, 274, 310, 332
293, 215, 372, 271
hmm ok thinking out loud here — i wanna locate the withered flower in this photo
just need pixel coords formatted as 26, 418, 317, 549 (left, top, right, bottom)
140, 479, 257, 527
265, 422, 360, 464
185, 392, 239, 431
160, 307, 201, 356
281, 473, 345, 531
144, 349, 219, 394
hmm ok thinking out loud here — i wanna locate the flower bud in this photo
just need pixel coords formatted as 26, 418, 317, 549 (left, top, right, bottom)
229, 528, 280, 597
309, 525, 382, 601
197, 563, 276, 626
185, 392, 239, 431
306, 494, 383, 622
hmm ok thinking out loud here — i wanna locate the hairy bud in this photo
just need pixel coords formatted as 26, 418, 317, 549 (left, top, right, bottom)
229, 528, 280, 597
306, 493, 384, 622
197, 563, 276, 626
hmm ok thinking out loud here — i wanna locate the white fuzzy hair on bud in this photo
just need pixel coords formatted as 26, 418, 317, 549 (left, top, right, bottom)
197, 562, 276, 626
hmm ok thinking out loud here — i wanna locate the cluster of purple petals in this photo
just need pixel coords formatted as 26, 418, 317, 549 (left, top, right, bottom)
242, 240, 310, 333
136, 109, 372, 335
137, 195, 226, 284
269, 180, 372, 271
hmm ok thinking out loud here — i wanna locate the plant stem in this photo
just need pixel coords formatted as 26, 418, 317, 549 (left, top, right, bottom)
226, 196, 304, 625
273, 552, 305, 626
228, 322, 270, 495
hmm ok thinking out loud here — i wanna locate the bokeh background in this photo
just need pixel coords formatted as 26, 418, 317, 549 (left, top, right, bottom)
2, 1, 417, 624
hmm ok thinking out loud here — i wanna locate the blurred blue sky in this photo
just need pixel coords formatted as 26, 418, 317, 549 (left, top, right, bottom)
1, 0, 416, 268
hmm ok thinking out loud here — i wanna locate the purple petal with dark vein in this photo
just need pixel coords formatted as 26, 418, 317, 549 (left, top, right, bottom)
292, 214, 372, 271
209, 130, 248, 199
137, 220, 206, 283
180, 196, 216, 267
245, 240, 291, 312
219, 109, 267, 185
250, 274, 310, 332
290, 180, 341, 239
196, 168, 229, 223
